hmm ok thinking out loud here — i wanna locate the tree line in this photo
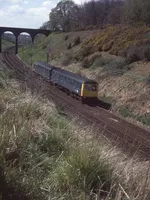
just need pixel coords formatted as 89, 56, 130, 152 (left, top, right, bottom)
40, 0, 150, 31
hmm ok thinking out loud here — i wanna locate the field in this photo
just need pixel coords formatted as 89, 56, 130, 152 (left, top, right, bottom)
18, 25, 150, 127
0, 56, 150, 200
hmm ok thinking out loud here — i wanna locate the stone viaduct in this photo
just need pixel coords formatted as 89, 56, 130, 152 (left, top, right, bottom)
0, 26, 51, 54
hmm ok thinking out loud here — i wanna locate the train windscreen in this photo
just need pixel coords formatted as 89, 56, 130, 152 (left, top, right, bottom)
84, 84, 97, 91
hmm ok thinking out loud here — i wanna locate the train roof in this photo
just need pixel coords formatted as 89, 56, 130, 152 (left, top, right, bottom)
34, 61, 57, 70
53, 67, 97, 84
34, 61, 97, 84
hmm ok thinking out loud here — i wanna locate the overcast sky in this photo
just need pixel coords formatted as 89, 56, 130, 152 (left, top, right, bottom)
0, 0, 86, 29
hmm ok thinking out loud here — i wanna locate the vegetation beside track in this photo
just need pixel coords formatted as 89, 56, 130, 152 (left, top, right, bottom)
0, 59, 150, 200
1, 39, 14, 51
18, 26, 150, 127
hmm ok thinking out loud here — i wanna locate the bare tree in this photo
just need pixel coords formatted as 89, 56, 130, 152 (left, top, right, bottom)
42, 0, 149, 32
49, 0, 79, 32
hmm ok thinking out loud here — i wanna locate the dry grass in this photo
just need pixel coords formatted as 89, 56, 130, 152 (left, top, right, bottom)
18, 25, 150, 126
0, 62, 150, 200
61, 56, 150, 127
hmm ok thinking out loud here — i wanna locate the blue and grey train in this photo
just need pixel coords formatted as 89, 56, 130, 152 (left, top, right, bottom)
34, 61, 98, 101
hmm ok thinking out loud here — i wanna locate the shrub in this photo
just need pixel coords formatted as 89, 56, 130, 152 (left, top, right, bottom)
79, 44, 94, 60
102, 40, 114, 51
67, 43, 72, 49
61, 52, 73, 66
89, 52, 101, 63
125, 44, 150, 63
0, 71, 8, 89
82, 53, 102, 69
42, 44, 47, 49
73, 36, 81, 46
110, 59, 129, 75
91, 56, 107, 69
82, 58, 90, 68
126, 46, 141, 63
119, 106, 135, 118
141, 74, 150, 84
88, 53, 101, 68
143, 46, 150, 61
64, 35, 69, 40
0, 102, 5, 114
90, 56, 128, 76
137, 114, 150, 126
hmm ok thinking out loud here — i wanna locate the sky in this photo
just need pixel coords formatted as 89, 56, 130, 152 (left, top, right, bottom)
0, 0, 86, 29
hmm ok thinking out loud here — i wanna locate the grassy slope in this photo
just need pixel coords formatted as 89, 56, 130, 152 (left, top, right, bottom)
18, 26, 150, 127
2, 39, 14, 50
0, 56, 150, 199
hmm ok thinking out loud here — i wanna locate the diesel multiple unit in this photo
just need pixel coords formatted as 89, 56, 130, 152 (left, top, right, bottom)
34, 61, 98, 101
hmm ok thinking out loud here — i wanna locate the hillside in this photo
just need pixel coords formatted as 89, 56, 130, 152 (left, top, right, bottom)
2, 39, 14, 51
1, 55, 150, 199
18, 25, 150, 127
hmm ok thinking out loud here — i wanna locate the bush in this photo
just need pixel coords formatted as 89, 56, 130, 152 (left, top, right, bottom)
102, 40, 114, 51
141, 74, 150, 84
89, 52, 102, 64
119, 106, 135, 118
91, 56, 107, 69
79, 44, 94, 60
82, 53, 102, 68
0, 71, 8, 89
64, 35, 69, 40
126, 46, 141, 63
82, 58, 90, 68
125, 44, 150, 63
137, 114, 150, 126
73, 36, 81, 46
67, 43, 72, 49
61, 52, 73, 66
143, 46, 150, 61
42, 44, 47, 49
90, 56, 128, 76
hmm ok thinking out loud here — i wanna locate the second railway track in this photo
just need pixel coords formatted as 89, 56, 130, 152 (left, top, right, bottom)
1, 52, 150, 160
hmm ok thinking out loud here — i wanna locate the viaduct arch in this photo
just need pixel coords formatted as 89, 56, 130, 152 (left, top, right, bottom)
0, 27, 51, 54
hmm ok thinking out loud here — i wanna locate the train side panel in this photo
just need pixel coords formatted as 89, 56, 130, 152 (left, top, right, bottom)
51, 69, 82, 95
34, 61, 98, 99
34, 63, 51, 81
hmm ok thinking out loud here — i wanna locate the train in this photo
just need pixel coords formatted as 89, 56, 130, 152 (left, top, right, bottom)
33, 61, 98, 102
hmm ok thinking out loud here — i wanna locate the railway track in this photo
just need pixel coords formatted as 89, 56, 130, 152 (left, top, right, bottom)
1, 51, 150, 160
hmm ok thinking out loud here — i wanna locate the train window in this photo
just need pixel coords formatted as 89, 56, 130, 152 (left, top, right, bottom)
84, 84, 91, 91
92, 85, 97, 91
76, 81, 79, 86
84, 84, 97, 91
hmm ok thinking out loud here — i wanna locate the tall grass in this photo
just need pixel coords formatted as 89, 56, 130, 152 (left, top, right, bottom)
0, 69, 149, 200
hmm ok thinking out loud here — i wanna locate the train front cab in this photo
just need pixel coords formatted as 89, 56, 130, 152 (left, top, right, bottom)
81, 81, 98, 102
